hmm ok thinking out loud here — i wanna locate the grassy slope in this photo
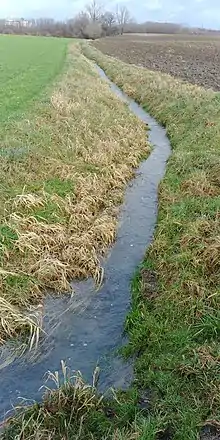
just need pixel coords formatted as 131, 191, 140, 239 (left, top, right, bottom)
0, 35, 67, 122
0, 43, 148, 343
81, 45, 220, 438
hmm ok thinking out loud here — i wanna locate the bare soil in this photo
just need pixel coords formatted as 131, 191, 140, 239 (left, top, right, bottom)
201, 426, 220, 440
93, 34, 220, 90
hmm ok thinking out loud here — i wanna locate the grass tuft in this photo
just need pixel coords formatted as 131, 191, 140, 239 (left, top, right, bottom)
1, 363, 147, 440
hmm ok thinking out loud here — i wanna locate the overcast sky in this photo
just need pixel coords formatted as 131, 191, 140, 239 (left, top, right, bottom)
0, 0, 220, 29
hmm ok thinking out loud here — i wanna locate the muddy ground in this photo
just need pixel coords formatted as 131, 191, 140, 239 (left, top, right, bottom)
93, 34, 220, 90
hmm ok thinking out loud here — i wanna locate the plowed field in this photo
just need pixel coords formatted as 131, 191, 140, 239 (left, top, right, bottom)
93, 34, 220, 90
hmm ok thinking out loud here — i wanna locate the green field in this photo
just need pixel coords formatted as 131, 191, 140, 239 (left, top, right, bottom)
0, 35, 67, 122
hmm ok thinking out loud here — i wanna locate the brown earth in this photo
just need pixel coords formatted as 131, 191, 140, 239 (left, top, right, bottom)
201, 425, 220, 440
93, 34, 220, 90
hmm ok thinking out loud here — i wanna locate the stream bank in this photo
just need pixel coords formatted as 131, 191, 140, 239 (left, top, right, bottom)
0, 62, 171, 422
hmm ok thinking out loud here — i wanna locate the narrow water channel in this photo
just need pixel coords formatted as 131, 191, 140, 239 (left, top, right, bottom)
0, 65, 171, 420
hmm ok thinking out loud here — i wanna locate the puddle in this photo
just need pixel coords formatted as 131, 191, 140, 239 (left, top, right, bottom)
0, 65, 171, 420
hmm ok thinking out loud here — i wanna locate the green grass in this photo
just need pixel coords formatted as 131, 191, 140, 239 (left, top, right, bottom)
0, 35, 67, 122
81, 44, 220, 438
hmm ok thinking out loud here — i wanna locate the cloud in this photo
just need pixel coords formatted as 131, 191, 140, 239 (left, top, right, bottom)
143, 0, 162, 11
0, 0, 82, 18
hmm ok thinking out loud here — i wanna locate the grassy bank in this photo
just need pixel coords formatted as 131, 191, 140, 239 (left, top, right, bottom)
2, 363, 145, 440
80, 45, 220, 438
0, 43, 148, 343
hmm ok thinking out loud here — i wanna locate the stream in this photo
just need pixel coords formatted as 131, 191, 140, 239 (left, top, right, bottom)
0, 65, 171, 420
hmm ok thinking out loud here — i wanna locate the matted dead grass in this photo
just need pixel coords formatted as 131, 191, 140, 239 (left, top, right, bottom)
0, 44, 149, 343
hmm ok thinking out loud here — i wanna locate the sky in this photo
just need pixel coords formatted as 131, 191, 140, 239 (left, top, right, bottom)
0, 0, 220, 29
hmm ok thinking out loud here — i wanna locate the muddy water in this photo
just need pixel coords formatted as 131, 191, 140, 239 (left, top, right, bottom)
0, 66, 171, 420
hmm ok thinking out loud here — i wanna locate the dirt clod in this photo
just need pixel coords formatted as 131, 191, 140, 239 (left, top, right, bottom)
140, 268, 158, 300
201, 425, 220, 440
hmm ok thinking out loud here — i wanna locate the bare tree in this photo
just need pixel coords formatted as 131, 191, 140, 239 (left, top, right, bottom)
101, 11, 116, 35
85, 0, 103, 22
70, 12, 90, 37
116, 4, 130, 34
84, 22, 103, 39
102, 11, 115, 28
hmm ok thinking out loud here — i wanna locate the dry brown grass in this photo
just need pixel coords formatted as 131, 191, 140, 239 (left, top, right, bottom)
180, 215, 220, 276
0, 297, 41, 348
181, 172, 219, 197
0, 44, 149, 343
2, 362, 145, 440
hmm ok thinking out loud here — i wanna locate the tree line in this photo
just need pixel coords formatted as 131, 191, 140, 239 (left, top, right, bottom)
0, 0, 216, 40
0, 1, 133, 39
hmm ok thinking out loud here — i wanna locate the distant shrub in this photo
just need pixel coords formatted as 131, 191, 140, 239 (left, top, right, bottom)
84, 22, 103, 39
